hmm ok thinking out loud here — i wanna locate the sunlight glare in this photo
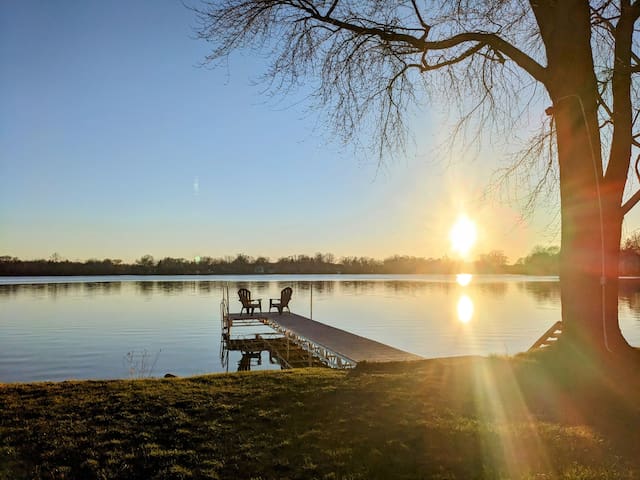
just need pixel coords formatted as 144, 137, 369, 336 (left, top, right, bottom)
456, 273, 472, 286
457, 295, 474, 323
450, 214, 477, 258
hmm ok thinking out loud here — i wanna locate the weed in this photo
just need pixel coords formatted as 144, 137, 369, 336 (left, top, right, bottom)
123, 349, 161, 379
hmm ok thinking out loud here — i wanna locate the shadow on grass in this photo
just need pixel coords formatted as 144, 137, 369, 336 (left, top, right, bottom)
1, 352, 639, 479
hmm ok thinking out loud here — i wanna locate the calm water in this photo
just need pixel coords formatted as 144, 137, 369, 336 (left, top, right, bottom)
2, 274, 640, 383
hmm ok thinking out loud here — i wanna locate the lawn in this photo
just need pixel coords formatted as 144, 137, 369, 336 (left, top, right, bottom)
1, 351, 639, 479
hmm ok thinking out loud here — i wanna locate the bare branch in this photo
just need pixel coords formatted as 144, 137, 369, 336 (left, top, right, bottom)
421, 32, 546, 83
272, 3, 549, 83
410, 0, 430, 34
622, 189, 640, 215
325, 0, 338, 18
421, 43, 485, 71
605, 0, 635, 183
192, 0, 632, 216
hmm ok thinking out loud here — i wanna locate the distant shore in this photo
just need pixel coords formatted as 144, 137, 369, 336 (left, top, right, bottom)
0, 249, 562, 277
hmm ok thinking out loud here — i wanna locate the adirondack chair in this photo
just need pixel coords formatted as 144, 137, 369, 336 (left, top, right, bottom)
269, 287, 292, 314
238, 288, 262, 315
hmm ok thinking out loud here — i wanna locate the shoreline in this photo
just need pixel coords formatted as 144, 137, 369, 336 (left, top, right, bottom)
2, 355, 639, 478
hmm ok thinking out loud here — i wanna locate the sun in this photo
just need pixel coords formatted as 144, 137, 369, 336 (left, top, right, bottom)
449, 214, 477, 258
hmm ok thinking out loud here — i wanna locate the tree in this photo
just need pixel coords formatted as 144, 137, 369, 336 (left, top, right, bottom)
476, 250, 508, 273
517, 245, 560, 275
194, 1, 640, 356
136, 255, 156, 268
623, 231, 640, 252
621, 233, 640, 274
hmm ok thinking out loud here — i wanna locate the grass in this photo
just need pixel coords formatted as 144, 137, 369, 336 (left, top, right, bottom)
1, 352, 639, 479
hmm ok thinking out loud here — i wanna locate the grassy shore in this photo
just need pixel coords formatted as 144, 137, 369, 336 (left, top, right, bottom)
1, 352, 640, 479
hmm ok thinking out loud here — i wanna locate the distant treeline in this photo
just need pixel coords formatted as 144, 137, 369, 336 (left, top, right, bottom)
0, 247, 563, 276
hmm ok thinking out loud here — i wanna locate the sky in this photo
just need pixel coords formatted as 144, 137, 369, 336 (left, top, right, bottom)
2, 1, 637, 264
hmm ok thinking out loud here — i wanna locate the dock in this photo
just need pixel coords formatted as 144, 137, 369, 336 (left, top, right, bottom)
222, 310, 423, 369
220, 333, 329, 371
528, 320, 563, 352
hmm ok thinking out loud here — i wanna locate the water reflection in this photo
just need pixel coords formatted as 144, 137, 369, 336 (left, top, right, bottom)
83, 282, 122, 295
220, 333, 327, 372
516, 281, 560, 305
2, 276, 640, 316
0, 277, 519, 299
0, 281, 124, 299
619, 278, 640, 319
457, 295, 474, 323
2, 275, 640, 382
476, 282, 508, 297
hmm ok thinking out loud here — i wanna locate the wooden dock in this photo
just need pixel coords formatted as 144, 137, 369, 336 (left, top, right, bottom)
528, 321, 563, 351
227, 312, 423, 367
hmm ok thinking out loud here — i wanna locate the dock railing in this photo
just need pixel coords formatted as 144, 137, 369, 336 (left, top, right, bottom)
220, 283, 230, 336
259, 315, 357, 369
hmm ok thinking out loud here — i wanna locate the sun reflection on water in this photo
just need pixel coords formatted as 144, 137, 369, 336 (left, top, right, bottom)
456, 273, 473, 286
457, 295, 474, 323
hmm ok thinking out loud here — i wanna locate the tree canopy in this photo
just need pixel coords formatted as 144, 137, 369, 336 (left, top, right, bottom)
193, 1, 640, 354
193, 2, 637, 192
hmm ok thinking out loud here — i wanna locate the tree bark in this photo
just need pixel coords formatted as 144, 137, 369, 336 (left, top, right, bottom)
532, 0, 631, 354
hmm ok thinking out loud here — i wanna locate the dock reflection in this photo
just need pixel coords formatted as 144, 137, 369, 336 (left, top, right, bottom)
220, 332, 326, 372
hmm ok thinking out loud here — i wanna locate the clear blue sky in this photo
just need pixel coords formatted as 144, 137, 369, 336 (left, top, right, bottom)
2, 1, 633, 263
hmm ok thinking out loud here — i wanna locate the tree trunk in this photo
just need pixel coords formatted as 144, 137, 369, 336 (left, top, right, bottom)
555, 152, 628, 354
532, 0, 631, 355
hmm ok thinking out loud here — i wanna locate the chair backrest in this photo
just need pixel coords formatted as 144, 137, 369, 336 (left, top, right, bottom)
238, 288, 252, 307
280, 287, 293, 307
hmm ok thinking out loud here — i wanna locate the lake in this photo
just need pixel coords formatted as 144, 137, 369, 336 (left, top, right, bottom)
2, 274, 640, 383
